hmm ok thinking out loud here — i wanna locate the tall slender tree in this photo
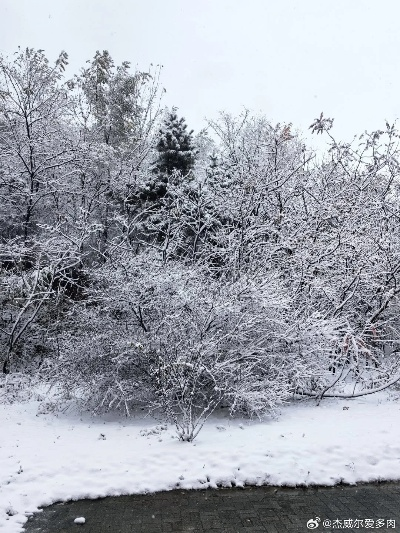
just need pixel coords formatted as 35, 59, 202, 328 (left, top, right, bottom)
0, 47, 74, 241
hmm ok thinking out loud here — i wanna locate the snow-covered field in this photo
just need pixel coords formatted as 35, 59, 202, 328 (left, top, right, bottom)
1, 391, 400, 532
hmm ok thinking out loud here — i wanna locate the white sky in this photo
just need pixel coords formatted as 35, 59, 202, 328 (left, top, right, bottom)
1, 0, 400, 149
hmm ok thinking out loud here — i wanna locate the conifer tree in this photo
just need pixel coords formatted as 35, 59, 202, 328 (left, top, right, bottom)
140, 108, 196, 201
154, 108, 196, 175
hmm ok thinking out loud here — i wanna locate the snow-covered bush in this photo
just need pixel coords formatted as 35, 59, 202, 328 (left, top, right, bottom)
47, 251, 305, 439
0, 372, 36, 404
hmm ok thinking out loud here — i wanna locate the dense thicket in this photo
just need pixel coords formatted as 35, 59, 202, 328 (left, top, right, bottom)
1, 49, 400, 440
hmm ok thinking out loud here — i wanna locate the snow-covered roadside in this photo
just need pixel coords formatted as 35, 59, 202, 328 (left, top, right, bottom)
1, 392, 400, 532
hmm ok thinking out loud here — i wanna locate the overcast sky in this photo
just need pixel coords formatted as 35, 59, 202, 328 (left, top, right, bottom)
1, 0, 400, 150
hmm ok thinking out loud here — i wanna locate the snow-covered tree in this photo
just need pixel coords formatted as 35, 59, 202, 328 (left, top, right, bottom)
0, 48, 76, 241
153, 108, 196, 176
76, 50, 162, 154
139, 108, 196, 202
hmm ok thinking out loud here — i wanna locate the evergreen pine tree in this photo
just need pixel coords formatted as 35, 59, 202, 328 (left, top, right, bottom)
154, 108, 196, 176
140, 108, 196, 201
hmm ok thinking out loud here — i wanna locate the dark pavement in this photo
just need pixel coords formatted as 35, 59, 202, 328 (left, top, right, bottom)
23, 483, 400, 533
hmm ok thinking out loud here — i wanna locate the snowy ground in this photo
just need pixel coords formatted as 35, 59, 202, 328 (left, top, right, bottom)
1, 391, 400, 532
